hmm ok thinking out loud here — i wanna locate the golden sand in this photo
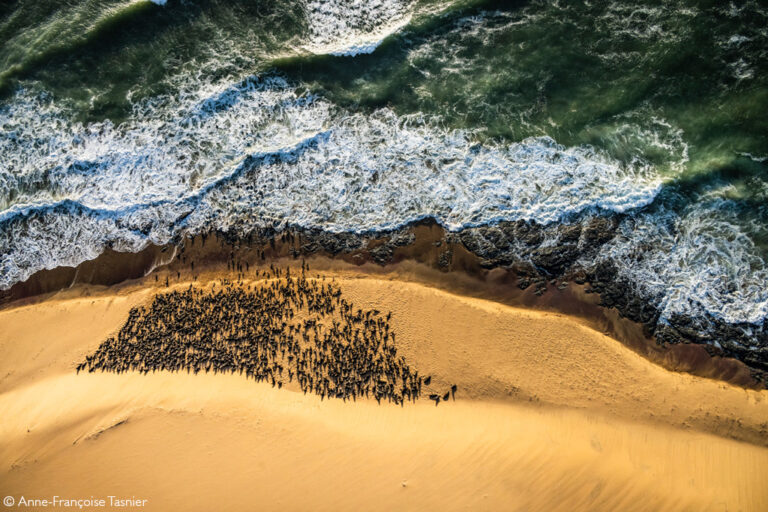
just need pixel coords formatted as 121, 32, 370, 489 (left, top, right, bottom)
1, 268, 767, 511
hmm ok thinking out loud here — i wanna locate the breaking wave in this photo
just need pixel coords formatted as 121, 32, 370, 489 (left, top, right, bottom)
303, 0, 413, 56
603, 196, 768, 327
1, 75, 661, 289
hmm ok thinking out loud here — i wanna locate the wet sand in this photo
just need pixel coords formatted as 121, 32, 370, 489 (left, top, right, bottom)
1, 266, 767, 511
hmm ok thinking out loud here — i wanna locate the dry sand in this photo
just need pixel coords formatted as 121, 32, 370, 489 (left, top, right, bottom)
1, 267, 767, 511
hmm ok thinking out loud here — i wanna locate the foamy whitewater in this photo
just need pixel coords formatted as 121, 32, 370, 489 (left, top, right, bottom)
304, 0, 413, 56
0, 77, 661, 282
2, 0, 768, 355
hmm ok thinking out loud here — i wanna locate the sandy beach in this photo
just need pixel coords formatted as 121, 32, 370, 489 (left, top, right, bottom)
2, 263, 767, 511
4, 2, 768, 510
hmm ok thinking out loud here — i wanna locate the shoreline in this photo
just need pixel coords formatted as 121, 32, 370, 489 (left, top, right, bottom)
2, 220, 763, 390
2, 268, 768, 511
3, 268, 768, 445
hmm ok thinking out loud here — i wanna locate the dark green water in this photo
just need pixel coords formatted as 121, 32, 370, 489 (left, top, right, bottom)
2, 0, 768, 347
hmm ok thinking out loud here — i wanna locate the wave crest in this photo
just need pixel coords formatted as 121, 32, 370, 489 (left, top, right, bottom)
0, 75, 660, 289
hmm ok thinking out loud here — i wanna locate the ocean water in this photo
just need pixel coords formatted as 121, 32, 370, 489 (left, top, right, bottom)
2, 1, 768, 351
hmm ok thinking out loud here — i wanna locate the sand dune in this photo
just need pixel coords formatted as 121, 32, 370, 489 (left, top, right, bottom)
1, 270, 767, 511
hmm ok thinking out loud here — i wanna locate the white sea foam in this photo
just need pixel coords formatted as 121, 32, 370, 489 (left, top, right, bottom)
303, 0, 412, 56
0, 77, 329, 213
2, 68, 762, 332
738, 152, 768, 163
603, 197, 768, 327
0, 75, 662, 290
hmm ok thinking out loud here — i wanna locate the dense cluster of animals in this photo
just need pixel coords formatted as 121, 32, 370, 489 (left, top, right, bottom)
80, 264, 457, 406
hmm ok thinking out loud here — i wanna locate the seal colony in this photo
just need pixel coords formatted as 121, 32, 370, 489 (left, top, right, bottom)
2, 265, 768, 511
78, 264, 455, 406
11, 222, 763, 388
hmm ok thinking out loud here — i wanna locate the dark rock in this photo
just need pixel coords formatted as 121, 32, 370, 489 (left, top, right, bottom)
438, 249, 453, 270
530, 244, 579, 276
